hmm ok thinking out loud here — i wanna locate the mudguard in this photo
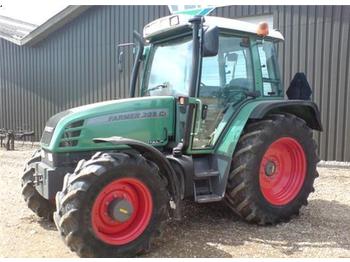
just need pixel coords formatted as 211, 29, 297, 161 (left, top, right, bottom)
216, 99, 322, 158
212, 99, 322, 199
249, 100, 323, 131
93, 136, 182, 220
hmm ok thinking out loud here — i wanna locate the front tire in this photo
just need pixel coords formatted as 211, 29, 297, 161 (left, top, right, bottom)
225, 113, 319, 225
54, 152, 168, 257
21, 150, 54, 220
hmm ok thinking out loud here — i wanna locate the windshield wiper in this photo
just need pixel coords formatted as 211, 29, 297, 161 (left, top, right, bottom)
146, 82, 168, 92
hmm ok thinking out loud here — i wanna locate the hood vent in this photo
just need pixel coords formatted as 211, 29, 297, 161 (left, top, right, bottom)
67, 120, 84, 128
59, 119, 84, 148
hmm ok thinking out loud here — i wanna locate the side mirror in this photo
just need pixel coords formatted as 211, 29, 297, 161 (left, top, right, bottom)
118, 51, 124, 72
203, 26, 219, 57
143, 45, 150, 59
116, 42, 135, 73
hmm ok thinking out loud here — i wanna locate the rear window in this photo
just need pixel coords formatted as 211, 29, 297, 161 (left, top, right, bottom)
257, 41, 282, 96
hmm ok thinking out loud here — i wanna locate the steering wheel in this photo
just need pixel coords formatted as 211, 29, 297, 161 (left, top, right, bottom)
224, 84, 249, 92
222, 84, 250, 103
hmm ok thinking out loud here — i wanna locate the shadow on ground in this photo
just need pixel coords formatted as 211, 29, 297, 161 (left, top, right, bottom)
33, 198, 350, 257
146, 199, 350, 257
37, 219, 57, 232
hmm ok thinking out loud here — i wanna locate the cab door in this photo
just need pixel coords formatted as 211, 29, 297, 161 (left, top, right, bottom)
190, 34, 255, 152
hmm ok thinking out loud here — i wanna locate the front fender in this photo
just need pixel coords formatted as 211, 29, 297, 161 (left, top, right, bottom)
93, 136, 181, 220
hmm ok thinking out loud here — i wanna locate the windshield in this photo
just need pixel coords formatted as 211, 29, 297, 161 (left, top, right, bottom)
143, 37, 192, 96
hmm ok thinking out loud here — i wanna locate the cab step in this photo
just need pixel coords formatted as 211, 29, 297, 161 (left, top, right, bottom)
196, 194, 222, 203
194, 170, 220, 179
193, 156, 223, 203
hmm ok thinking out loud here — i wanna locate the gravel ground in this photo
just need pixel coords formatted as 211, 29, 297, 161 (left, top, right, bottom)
0, 144, 349, 258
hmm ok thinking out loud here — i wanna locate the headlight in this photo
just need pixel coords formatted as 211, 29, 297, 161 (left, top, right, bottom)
47, 153, 53, 162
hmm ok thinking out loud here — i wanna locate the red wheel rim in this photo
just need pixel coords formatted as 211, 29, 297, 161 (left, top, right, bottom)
91, 178, 153, 245
259, 137, 307, 206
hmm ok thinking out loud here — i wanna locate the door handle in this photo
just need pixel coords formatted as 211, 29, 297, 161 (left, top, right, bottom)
201, 104, 208, 120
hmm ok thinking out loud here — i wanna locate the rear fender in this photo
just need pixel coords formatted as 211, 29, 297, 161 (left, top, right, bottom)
216, 100, 322, 158
213, 99, 322, 199
249, 100, 323, 131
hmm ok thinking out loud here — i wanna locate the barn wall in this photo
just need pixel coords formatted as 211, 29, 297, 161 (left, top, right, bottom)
0, 5, 170, 140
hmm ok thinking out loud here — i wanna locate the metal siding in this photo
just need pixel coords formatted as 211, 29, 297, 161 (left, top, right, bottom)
212, 5, 350, 161
0, 5, 349, 161
0, 5, 170, 141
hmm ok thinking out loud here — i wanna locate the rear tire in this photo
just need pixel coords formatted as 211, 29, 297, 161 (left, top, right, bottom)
54, 152, 168, 257
21, 150, 54, 220
225, 113, 319, 225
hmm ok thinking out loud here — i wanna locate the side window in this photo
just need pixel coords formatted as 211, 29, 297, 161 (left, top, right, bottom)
199, 36, 253, 99
259, 48, 269, 78
201, 56, 220, 87
258, 41, 281, 96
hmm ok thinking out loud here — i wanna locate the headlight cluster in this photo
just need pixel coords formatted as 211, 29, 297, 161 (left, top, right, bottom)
41, 150, 53, 163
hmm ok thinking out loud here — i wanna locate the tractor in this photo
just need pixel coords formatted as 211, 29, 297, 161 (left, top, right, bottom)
21, 14, 322, 257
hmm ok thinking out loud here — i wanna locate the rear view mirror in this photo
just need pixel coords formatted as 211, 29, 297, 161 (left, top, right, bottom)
203, 26, 219, 57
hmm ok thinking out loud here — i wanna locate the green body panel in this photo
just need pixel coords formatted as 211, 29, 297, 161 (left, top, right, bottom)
42, 96, 175, 153
215, 99, 284, 157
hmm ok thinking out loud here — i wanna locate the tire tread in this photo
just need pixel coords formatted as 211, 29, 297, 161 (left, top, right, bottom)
225, 113, 319, 225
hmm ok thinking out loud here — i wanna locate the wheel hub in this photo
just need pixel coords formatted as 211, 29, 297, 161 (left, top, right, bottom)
108, 198, 134, 223
264, 161, 276, 176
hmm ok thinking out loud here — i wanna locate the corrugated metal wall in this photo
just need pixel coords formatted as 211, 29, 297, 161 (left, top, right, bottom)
0, 5, 349, 161
212, 6, 350, 162
0, 5, 170, 141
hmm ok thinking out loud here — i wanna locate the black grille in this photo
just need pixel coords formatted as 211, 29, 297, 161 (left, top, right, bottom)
59, 140, 78, 147
62, 130, 81, 139
59, 120, 84, 147
67, 120, 84, 128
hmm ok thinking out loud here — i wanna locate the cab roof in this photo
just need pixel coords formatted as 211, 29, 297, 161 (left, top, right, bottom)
143, 14, 284, 42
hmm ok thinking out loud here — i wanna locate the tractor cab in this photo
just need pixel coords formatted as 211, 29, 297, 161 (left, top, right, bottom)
135, 15, 285, 151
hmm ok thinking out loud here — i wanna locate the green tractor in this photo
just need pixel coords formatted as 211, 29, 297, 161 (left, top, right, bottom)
21, 14, 322, 257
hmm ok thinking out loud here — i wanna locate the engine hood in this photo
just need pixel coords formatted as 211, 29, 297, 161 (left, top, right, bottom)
41, 96, 176, 152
